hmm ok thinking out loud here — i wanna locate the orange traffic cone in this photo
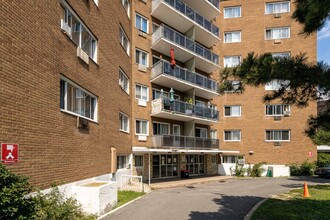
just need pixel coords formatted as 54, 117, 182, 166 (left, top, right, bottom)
303, 182, 311, 198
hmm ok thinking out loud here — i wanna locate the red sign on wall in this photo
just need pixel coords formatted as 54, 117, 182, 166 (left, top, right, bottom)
1, 143, 19, 164
308, 151, 313, 157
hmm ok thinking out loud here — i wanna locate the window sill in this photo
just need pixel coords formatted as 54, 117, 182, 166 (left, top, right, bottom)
60, 109, 98, 124
119, 129, 130, 134
223, 140, 241, 142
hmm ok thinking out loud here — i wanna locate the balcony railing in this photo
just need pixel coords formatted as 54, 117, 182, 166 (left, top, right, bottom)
153, 25, 219, 65
208, 0, 220, 8
154, 0, 219, 37
152, 135, 219, 149
152, 97, 219, 121
152, 60, 219, 92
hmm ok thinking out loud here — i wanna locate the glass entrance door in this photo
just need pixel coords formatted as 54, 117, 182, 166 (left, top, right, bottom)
152, 154, 178, 178
186, 155, 205, 176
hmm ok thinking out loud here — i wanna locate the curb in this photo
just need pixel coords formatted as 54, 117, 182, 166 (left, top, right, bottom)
243, 198, 267, 220
98, 190, 153, 220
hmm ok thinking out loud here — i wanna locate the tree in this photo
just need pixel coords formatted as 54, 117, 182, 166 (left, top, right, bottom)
292, 0, 330, 35
219, 0, 330, 145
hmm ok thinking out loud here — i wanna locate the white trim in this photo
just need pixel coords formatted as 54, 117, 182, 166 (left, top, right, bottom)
135, 119, 149, 136
265, 1, 290, 15
224, 105, 241, 117
119, 111, 130, 133
135, 84, 149, 102
135, 12, 149, 34
132, 146, 233, 154
224, 6, 241, 19
265, 130, 291, 141
265, 27, 290, 40
224, 130, 241, 142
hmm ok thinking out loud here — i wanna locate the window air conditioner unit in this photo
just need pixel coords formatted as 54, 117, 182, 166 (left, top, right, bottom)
274, 13, 281, 18
283, 110, 291, 116
138, 30, 147, 38
138, 100, 147, 107
138, 64, 147, 72
77, 116, 89, 129
60, 19, 72, 36
274, 141, 282, 146
274, 115, 282, 121
138, 135, 147, 141
77, 47, 89, 64
274, 39, 282, 44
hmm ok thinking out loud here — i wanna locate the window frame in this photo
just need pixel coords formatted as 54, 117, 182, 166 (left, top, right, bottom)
121, 0, 130, 18
224, 6, 241, 19
224, 31, 241, 43
265, 27, 290, 40
265, 1, 290, 14
119, 112, 130, 133
135, 84, 149, 101
265, 79, 290, 91
265, 130, 290, 142
135, 48, 149, 67
119, 68, 130, 94
117, 155, 129, 169
265, 104, 290, 116
61, 1, 98, 62
60, 76, 98, 122
224, 130, 241, 142
224, 105, 241, 117
223, 56, 241, 67
153, 121, 170, 135
135, 13, 149, 33
135, 119, 149, 135
120, 26, 130, 55
135, 155, 144, 167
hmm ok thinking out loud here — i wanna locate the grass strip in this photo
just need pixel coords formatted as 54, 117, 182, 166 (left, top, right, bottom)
116, 190, 145, 208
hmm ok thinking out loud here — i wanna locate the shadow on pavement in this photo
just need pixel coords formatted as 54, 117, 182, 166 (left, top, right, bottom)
189, 194, 263, 220
287, 176, 330, 184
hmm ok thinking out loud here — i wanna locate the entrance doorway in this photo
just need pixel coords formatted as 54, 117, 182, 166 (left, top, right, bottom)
152, 154, 178, 178
185, 155, 205, 176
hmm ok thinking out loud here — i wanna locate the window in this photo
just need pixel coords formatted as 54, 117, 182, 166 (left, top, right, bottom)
265, 79, 290, 90
211, 155, 217, 164
225, 80, 241, 92
196, 128, 208, 138
135, 13, 148, 33
224, 56, 241, 67
119, 112, 129, 132
152, 55, 161, 65
224, 6, 241, 18
152, 22, 160, 33
266, 104, 290, 116
152, 89, 168, 100
119, 69, 129, 94
272, 52, 290, 58
61, 3, 97, 62
120, 27, 130, 55
224, 106, 241, 117
266, 27, 290, 40
136, 120, 148, 135
224, 31, 241, 43
122, 0, 130, 17
210, 130, 217, 139
153, 122, 170, 135
60, 77, 97, 121
135, 84, 148, 101
224, 130, 241, 141
135, 155, 143, 167
117, 155, 129, 169
266, 1, 290, 14
266, 130, 290, 141
223, 155, 237, 163
135, 49, 148, 67
93, 0, 98, 6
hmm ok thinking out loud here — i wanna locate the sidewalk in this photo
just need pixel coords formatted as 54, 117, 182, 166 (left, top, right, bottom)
150, 175, 234, 189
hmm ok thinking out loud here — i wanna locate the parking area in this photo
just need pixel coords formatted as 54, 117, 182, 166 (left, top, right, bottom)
102, 176, 330, 220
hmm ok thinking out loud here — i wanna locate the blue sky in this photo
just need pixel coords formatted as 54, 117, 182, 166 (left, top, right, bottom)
317, 20, 330, 64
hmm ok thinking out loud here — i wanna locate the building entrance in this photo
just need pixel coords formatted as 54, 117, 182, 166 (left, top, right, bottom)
152, 154, 178, 178
185, 155, 205, 176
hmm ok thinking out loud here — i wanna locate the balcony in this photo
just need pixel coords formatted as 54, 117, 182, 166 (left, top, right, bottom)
151, 0, 220, 48
151, 97, 219, 125
181, 0, 220, 20
152, 135, 219, 149
151, 60, 219, 99
152, 25, 220, 73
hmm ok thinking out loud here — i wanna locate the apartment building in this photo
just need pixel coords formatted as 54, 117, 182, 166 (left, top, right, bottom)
0, 0, 317, 214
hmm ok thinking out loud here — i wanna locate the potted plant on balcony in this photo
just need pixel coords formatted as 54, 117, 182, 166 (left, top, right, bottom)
184, 97, 193, 115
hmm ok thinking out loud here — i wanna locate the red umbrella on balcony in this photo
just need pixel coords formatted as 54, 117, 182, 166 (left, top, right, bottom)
170, 47, 176, 69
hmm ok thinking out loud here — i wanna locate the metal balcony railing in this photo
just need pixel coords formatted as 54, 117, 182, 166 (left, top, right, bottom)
152, 97, 219, 121
153, 0, 220, 37
152, 25, 219, 65
208, 0, 220, 8
151, 60, 219, 92
152, 135, 219, 149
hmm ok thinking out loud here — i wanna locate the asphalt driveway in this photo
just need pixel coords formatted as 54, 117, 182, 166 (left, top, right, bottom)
102, 176, 330, 220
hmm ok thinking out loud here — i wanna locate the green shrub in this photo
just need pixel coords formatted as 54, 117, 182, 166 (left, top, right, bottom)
250, 162, 266, 177
34, 187, 97, 220
0, 164, 35, 220
317, 153, 330, 167
289, 161, 316, 176
230, 164, 246, 177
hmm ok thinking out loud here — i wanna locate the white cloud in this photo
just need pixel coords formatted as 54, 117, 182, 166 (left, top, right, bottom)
318, 20, 330, 40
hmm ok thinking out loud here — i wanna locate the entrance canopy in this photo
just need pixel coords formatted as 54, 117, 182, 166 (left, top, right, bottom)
132, 146, 239, 154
